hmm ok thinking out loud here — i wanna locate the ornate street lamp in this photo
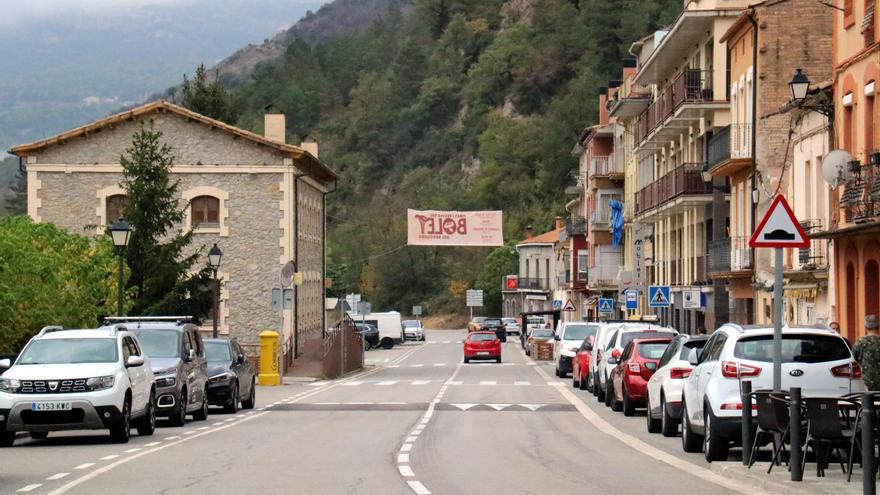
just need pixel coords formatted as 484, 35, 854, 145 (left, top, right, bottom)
789, 68, 810, 103
208, 243, 223, 338
108, 219, 131, 316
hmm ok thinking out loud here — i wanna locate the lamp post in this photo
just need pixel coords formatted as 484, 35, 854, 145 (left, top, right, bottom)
788, 68, 834, 118
208, 243, 223, 338
108, 219, 131, 317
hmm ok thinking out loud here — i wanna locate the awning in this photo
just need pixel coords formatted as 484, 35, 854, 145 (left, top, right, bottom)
810, 222, 880, 239
783, 283, 820, 299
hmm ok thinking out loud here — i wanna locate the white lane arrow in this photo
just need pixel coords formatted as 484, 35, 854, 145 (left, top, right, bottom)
451, 403, 479, 411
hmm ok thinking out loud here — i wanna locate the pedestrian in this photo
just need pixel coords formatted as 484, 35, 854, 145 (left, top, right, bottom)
853, 315, 880, 390
830, 321, 840, 333
696, 327, 707, 336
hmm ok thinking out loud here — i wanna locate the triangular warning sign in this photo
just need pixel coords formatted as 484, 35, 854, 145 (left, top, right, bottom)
651, 289, 669, 305
749, 195, 810, 248
562, 299, 576, 312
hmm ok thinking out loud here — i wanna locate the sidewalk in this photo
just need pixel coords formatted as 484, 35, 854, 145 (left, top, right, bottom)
711, 461, 865, 495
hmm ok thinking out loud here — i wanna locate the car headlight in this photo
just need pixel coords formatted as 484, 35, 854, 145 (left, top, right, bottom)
86, 375, 115, 391
155, 376, 176, 388
0, 378, 21, 393
154, 367, 177, 376
209, 372, 234, 383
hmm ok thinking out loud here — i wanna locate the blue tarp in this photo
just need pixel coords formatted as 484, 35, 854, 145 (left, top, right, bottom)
610, 199, 624, 247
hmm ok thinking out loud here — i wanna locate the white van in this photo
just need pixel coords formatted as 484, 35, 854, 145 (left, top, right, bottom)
349, 311, 404, 349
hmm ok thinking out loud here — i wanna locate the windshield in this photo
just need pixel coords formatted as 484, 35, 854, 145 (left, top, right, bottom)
680, 339, 708, 359
483, 319, 502, 326
402, 321, 420, 327
205, 341, 232, 362
468, 333, 497, 342
18, 338, 117, 364
637, 342, 670, 359
735, 335, 851, 363
620, 331, 674, 350
532, 329, 554, 338
135, 330, 181, 358
562, 324, 598, 341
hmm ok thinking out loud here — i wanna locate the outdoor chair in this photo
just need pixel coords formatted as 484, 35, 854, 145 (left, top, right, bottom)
802, 397, 859, 478
846, 392, 880, 482
747, 391, 792, 474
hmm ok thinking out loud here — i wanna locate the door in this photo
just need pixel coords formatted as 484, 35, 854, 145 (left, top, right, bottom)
182, 331, 195, 411
694, 333, 726, 427
123, 337, 148, 413
189, 329, 208, 406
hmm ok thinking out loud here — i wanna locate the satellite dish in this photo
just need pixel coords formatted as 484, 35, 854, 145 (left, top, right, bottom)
822, 149, 853, 187
281, 261, 296, 288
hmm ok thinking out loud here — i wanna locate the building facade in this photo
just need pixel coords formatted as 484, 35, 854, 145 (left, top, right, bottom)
9, 101, 336, 368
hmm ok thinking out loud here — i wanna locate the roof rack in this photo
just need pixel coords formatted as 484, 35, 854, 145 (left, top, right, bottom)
103, 316, 193, 324
109, 324, 128, 335
37, 325, 64, 337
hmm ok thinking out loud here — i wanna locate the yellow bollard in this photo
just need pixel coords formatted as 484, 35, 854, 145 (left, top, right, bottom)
258, 330, 281, 386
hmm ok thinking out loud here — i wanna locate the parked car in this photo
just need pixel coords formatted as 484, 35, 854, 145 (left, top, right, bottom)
354, 323, 380, 350
526, 328, 555, 356
554, 322, 601, 378
571, 335, 595, 390
645, 335, 709, 436
463, 331, 501, 363
467, 317, 487, 333
481, 318, 507, 342
204, 338, 256, 413
600, 326, 678, 407
526, 317, 549, 334
681, 324, 864, 462
588, 322, 625, 397
108, 317, 210, 426
0, 325, 156, 446
502, 318, 520, 336
402, 320, 425, 341
609, 336, 674, 416
356, 311, 404, 349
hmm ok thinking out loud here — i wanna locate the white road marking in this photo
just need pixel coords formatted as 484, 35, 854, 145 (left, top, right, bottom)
123, 448, 141, 453
521, 404, 546, 411
400, 443, 413, 452
446, 381, 462, 385
514, 381, 531, 386
410, 364, 424, 368
378, 401, 407, 405
406, 436, 417, 443
388, 365, 400, 368
73, 463, 94, 470
212, 422, 225, 426
164, 436, 180, 440
183, 431, 197, 435
502, 362, 515, 366
456, 341, 463, 344
479, 381, 496, 386
433, 363, 446, 367
99, 455, 119, 461
314, 402, 341, 405
411, 380, 430, 385
342, 381, 363, 386
144, 442, 160, 447
46, 473, 69, 481
442, 341, 450, 344
414, 424, 425, 430
377, 381, 397, 386
398, 453, 410, 463
398, 465, 415, 477
348, 402, 373, 405
526, 362, 537, 366
487, 404, 511, 411
17, 484, 42, 492
547, 381, 564, 386
450, 403, 478, 411
307, 382, 326, 387
198, 427, 210, 430
407, 481, 432, 495
410, 430, 421, 436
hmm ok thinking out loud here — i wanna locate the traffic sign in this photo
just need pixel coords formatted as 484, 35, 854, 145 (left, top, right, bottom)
562, 299, 576, 312
466, 289, 484, 307
598, 298, 614, 313
413, 305, 422, 316
648, 285, 671, 308
749, 195, 810, 249
682, 288, 701, 309
625, 289, 638, 310
551, 299, 563, 310
357, 301, 371, 315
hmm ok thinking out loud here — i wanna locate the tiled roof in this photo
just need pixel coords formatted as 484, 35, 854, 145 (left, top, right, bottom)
517, 228, 562, 246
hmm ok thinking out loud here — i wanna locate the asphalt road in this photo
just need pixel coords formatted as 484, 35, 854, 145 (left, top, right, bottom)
0, 330, 760, 495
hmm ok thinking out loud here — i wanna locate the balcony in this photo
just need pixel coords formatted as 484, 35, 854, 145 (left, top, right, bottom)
565, 217, 587, 236
588, 247, 623, 288
590, 208, 611, 231
707, 124, 752, 174
796, 219, 828, 270
708, 237, 753, 277
509, 277, 550, 291
634, 163, 713, 216
591, 155, 624, 179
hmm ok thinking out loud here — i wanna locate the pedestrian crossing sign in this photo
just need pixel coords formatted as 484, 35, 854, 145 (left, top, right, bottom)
598, 298, 614, 313
648, 285, 671, 308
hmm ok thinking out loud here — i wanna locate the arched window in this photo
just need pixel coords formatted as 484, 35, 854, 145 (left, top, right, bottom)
106, 194, 127, 224
191, 196, 220, 228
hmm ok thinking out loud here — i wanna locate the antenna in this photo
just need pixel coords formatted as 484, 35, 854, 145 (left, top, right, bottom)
821, 149, 853, 187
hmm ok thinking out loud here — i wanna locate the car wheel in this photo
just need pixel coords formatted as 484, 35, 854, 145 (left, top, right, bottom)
242, 380, 256, 410
193, 389, 209, 421
602, 379, 611, 406
555, 367, 560, 377
135, 390, 156, 436
381, 337, 394, 350
579, 372, 588, 391
495, 357, 501, 364
660, 394, 679, 437
29, 431, 49, 440
681, 402, 703, 453
0, 430, 15, 447
224, 382, 239, 414
464, 357, 470, 364
703, 406, 730, 462
593, 373, 601, 398
169, 389, 187, 427
646, 392, 661, 433
364, 340, 372, 351
622, 383, 635, 416
110, 398, 131, 444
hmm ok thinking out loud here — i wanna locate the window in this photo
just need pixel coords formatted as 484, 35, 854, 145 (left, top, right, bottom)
843, 0, 854, 28
191, 196, 220, 228
866, 88, 875, 155
106, 194, 127, 224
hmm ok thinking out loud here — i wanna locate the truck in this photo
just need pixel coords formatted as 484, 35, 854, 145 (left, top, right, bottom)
348, 311, 403, 349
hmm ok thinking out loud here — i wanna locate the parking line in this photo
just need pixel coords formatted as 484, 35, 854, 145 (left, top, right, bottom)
17, 484, 42, 492
46, 473, 69, 481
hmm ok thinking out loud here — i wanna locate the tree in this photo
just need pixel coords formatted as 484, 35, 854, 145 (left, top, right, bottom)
181, 65, 238, 122
120, 122, 214, 318
5, 168, 27, 215
474, 243, 518, 315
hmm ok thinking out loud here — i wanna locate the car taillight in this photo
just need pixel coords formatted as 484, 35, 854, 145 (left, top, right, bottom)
627, 362, 640, 375
611, 348, 621, 359
669, 367, 692, 379
528, 337, 533, 344
720, 402, 758, 410
721, 361, 762, 378
831, 362, 862, 378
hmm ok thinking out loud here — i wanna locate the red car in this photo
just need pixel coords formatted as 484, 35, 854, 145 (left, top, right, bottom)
610, 337, 673, 416
464, 331, 501, 363
572, 336, 594, 390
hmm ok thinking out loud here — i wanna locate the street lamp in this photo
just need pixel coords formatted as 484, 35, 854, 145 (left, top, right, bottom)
207, 243, 223, 338
789, 68, 810, 103
108, 218, 131, 317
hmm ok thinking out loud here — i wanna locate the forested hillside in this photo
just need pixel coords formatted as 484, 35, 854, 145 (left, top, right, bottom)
198, 0, 681, 314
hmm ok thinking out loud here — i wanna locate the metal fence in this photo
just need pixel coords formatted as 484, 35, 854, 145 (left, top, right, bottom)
322, 315, 364, 379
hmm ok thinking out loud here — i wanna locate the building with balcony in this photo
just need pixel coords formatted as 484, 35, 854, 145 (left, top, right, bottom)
502, 222, 564, 317
709, 0, 833, 325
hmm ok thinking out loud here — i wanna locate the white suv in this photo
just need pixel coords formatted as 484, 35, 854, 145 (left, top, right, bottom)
681, 324, 864, 462
645, 334, 710, 437
0, 326, 156, 446
553, 322, 600, 378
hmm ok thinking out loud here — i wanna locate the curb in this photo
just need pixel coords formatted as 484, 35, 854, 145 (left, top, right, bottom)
709, 462, 861, 495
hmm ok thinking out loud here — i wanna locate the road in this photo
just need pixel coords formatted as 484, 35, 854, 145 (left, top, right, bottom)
0, 330, 761, 494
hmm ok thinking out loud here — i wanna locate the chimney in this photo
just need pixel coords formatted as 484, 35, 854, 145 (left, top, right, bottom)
525, 225, 533, 238
598, 86, 609, 125
264, 112, 286, 144
300, 140, 318, 159
555, 216, 563, 229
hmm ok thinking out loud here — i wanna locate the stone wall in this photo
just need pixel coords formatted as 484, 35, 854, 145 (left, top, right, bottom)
295, 179, 325, 357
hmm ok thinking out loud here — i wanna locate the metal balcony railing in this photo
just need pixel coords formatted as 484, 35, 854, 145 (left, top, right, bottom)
566, 217, 587, 236
509, 277, 550, 290
591, 155, 623, 177
634, 68, 718, 147
708, 237, 752, 274
707, 125, 730, 169
634, 163, 711, 215
797, 219, 828, 269
590, 208, 611, 229
708, 123, 752, 169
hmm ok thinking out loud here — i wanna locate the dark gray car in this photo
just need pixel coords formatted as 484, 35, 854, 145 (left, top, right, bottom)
204, 338, 256, 413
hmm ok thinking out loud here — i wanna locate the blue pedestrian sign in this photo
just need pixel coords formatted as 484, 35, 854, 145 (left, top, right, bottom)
625, 289, 638, 310
648, 285, 671, 308
598, 298, 614, 313
551, 299, 563, 310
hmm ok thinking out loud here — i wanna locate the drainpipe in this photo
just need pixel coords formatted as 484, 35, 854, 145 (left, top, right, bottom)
748, 12, 759, 258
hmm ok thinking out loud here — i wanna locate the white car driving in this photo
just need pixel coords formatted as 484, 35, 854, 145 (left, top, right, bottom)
502, 318, 520, 336
645, 334, 710, 436
681, 324, 864, 462
0, 326, 156, 446
554, 322, 600, 378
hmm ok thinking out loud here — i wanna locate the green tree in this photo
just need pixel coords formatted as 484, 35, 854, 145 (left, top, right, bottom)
181, 64, 238, 122
0, 216, 119, 354
4, 168, 27, 215
120, 122, 214, 318
474, 243, 518, 315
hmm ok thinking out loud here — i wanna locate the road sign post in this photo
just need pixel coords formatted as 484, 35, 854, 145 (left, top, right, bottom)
625, 289, 638, 311
466, 289, 484, 320
598, 298, 614, 314
749, 195, 810, 392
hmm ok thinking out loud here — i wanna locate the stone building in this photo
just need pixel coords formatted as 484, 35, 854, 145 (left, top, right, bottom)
9, 101, 336, 369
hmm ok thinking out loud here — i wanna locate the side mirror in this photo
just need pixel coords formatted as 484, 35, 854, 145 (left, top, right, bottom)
0, 359, 10, 369
126, 355, 145, 367
236, 355, 245, 365
607, 358, 618, 365
185, 349, 196, 362
687, 353, 699, 366
554, 335, 561, 341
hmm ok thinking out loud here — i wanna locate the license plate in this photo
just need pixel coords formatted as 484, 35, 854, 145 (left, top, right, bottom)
477, 351, 490, 355
31, 402, 72, 411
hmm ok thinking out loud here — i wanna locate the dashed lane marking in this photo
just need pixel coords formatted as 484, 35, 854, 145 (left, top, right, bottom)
342, 381, 363, 386
377, 381, 397, 386
17, 484, 42, 492
73, 463, 94, 470
398, 453, 409, 463
411, 380, 430, 385
123, 448, 141, 453
398, 465, 415, 477
407, 481, 432, 495
479, 381, 496, 386
400, 443, 413, 452
46, 474, 69, 481
410, 364, 424, 368
144, 442, 160, 447
99, 455, 119, 461
433, 363, 446, 367
514, 381, 531, 386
